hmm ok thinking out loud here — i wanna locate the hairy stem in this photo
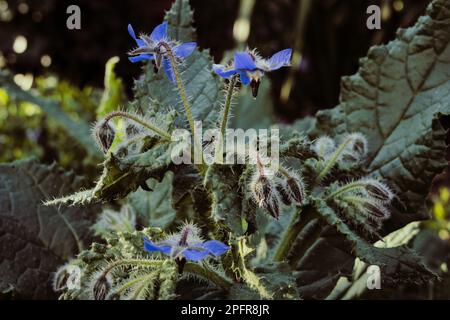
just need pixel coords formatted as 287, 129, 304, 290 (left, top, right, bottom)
101, 259, 163, 278
326, 181, 368, 200
184, 262, 232, 290
215, 75, 238, 163
316, 137, 352, 183
103, 111, 171, 140
161, 44, 205, 171
272, 206, 318, 262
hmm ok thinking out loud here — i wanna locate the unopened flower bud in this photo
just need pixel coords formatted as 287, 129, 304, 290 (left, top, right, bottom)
363, 201, 390, 221
276, 184, 292, 206
94, 121, 115, 154
93, 275, 111, 300
312, 136, 336, 159
265, 197, 280, 219
286, 176, 305, 205
364, 180, 394, 203
252, 175, 272, 206
342, 133, 368, 162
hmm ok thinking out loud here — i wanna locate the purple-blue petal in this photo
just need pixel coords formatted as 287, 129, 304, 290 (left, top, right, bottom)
162, 58, 176, 83
182, 249, 209, 262
200, 240, 230, 257
173, 42, 196, 58
234, 52, 256, 71
143, 238, 171, 255
239, 71, 250, 85
128, 24, 145, 46
268, 48, 292, 71
150, 21, 168, 42
128, 54, 154, 63
213, 64, 238, 78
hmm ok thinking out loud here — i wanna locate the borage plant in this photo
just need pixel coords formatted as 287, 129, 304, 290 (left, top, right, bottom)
42, 0, 449, 300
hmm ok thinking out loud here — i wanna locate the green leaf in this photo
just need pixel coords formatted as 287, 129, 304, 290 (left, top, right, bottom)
205, 164, 245, 235
309, 0, 450, 226
128, 171, 177, 229
314, 198, 437, 283
165, 0, 196, 42
0, 159, 98, 299
97, 56, 126, 118
0, 70, 102, 159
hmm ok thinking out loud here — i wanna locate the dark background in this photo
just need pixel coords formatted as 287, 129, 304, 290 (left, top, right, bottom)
0, 0, 430, 122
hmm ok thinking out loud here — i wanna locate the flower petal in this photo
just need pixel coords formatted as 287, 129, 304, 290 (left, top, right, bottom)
200, 240, 230, 257
128, 54, 154, 63
162, 57, 176, 83
128, 24, 145, 46
182, 249, 209, 262
150, 21, 168, 42
143, 237, 171, 255
239, 71, 250, 85
234, 52, 257, 71
173, 42, 197, 58
213, 64, 238, 78
267, 48, 292, 71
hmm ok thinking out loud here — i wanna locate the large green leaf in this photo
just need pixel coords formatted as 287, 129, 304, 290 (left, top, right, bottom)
309, 0, 450, 226
0, 159, 99, 299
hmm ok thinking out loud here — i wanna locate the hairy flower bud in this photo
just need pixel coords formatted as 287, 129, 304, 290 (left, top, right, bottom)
342, 133, 368, 162
93, 275, 111, 300
94, 121, 115, 154
265, 197, 280, 219
276, 184, 292, 206
363, 179, 394, 203
363, 201, 390, 221
312, 136, 336, 160
286, 175, 305, 205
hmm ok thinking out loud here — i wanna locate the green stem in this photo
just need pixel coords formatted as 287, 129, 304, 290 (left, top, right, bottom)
162, 44, 205, 171
184, 262, 232, 290
112, 271, 158, 296
288, 219, 322, 268
104, 111, 171, 140
326, 181, 367, 200
273, 206, 318, 262
215, 75, 238, 163
102, 259, 163, 278
316, 137, 352, 183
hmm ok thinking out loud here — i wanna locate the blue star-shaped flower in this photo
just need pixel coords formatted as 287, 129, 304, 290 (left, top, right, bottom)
213, 48, 292, 97
143, 223, 230, 262
127, 22, 197, 83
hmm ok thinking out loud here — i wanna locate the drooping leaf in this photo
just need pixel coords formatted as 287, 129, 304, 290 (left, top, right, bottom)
0, 70, 102, 159
97, 56, 126, 118
0, 159, 99, 299
128, 171, 177, 229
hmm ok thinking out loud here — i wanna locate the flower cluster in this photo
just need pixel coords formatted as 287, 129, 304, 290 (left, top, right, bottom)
250, 156, 306, 219
213, 48, 292, 97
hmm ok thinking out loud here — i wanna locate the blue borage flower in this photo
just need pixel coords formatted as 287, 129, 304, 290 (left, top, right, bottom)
143, 222, 230, 262
127, 21, 197, 83
213, 48, 292, 97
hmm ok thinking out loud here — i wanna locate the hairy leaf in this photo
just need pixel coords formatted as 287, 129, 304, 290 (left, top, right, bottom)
0, 159, 98, 299
309, 0, 450, 227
